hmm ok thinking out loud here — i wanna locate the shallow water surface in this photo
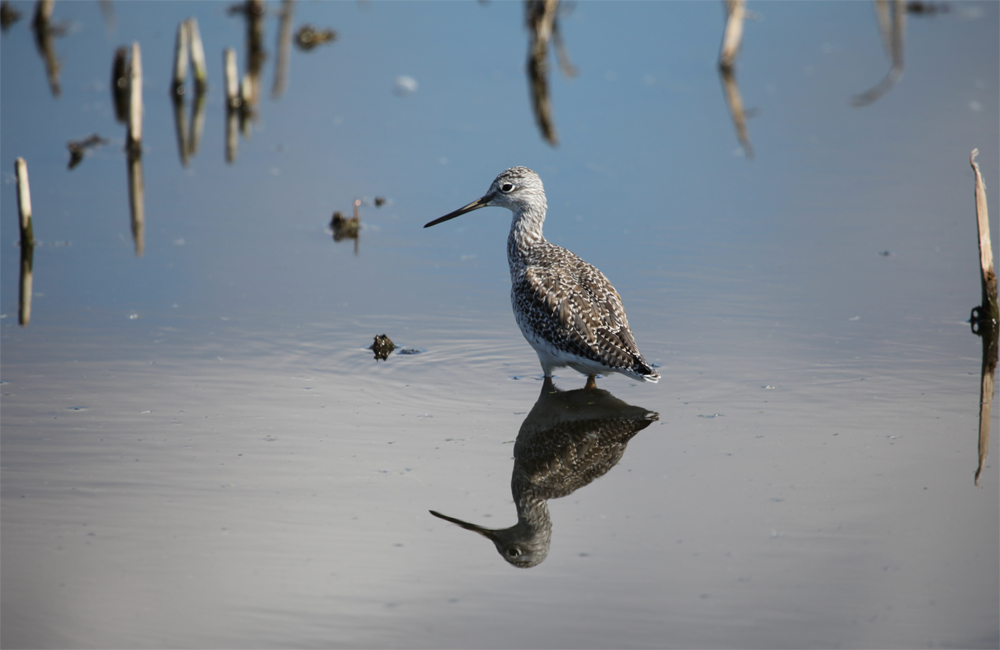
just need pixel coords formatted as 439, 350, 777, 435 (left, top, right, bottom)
2, 1, 998, 648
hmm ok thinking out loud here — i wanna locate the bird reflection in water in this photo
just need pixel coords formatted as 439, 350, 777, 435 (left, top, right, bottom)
431, 377, 658, 567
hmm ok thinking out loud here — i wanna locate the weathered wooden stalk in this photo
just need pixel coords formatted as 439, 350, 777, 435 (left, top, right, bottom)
224, 47, 240, 108
969, 149, 997, 486
15, 157, 34, 326
187, 18, 207, 92
224, 48, 240, 163
125, 43, 144, 256
127, 42, 143, 153
719, 0, 745, 71
15, 157, 34, 247
970, 149, 998, 323
171, 20, 189, 96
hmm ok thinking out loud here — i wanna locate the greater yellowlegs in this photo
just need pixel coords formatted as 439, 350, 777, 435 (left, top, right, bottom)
425, 167, 660, 384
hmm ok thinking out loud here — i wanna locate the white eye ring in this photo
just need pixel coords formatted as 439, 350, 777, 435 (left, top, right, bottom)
500, 183, 514, 193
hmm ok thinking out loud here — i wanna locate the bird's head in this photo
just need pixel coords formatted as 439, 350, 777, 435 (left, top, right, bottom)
424, 167, 545, 228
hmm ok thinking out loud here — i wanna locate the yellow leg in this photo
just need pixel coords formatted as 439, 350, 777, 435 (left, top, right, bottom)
585, 375, 597, 390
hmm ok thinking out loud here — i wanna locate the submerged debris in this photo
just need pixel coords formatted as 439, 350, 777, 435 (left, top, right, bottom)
370, 334, 396, 361
295, 25, 336, 51
67, 134, 109, 169
331, 199, 360, 254
331, 207, 359, 238
905, 1, 949, 15
1, 1, 21, 31
226, 1, 264, 17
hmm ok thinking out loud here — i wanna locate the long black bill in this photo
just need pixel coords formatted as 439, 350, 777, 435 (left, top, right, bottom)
429, 509, 498, 539
423, 195, 490, 228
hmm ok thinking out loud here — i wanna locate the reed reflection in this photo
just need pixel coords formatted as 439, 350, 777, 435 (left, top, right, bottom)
32, 0, 64, 97
431, 377, 658, 568
19, 231, 34, 327
852, 0, 905, 107
97, 0, 115, 32
973, 324, 997, 486
170, 19, 207, 166
718, 67, 754, 159
226, 0, 266, 114
222, 1, 266, 162
1, 1, 22, 32
272, 0, 295, 98
242, 0, 267, 110
718, 0, 754, 159
525, 0, 575, 147
969, 150, 997, 486
126, 149, 144, 257
171, 90, 207, 167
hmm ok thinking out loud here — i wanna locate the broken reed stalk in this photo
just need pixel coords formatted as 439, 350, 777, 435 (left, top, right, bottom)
15, 157, 34, 247
187, 18, 207, 93
127, 42, 143, 152
171, 20, 189, 96
15, 157, 34, 327
224, 48, 240, 163
970, 149, 997, 487
970, 149, 998, 323
240, 74, 253, 110
719, 0, 745, 71
224, 47, 240, 108
125, 43, 144, 255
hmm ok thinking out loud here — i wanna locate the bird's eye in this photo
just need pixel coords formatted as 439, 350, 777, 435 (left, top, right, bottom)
506, 547, 521, 557
500, 183, 514, 193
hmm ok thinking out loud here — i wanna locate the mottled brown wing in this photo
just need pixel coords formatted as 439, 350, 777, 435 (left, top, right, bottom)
519, 247, 645, 370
